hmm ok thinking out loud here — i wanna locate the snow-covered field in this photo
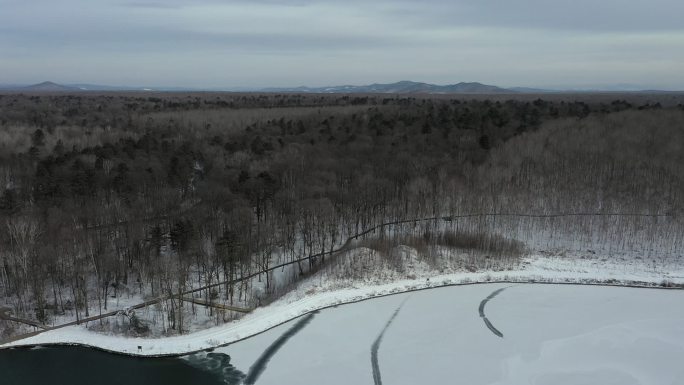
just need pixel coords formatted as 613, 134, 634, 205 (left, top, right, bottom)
196, 284, 684, 385
1, 253, 682, 357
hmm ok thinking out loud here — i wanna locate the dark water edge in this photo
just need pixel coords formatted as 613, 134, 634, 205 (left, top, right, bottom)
0, 346, 225, 385
0, 310, 320, 385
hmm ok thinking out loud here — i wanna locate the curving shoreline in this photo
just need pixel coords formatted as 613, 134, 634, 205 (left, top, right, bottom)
1, 272, 682, 359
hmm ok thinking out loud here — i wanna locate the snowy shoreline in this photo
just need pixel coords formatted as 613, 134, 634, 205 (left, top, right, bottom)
2, 257, 683, 358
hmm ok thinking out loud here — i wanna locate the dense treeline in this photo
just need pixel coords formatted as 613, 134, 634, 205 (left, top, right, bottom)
0, 92, 682, 336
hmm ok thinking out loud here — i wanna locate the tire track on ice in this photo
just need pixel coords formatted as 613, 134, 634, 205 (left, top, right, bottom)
371, 296, 410, 385
243, 311, 318, 384
478, 287, 508, 338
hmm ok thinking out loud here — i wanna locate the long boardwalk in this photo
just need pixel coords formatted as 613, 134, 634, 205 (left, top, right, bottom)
0, 308, 47, 330
181, 297, 253, 313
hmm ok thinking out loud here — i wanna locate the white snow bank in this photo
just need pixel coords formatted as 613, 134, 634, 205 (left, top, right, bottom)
1, 255, 682, 356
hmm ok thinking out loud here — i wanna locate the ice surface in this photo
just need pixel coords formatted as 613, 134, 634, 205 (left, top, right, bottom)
216, 284, 684, 385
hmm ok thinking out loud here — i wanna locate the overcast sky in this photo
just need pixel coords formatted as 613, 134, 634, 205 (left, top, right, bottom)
1, 0, 683, 89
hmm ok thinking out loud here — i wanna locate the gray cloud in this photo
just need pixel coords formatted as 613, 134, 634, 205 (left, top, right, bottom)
387, 0, 684, 32
0, 0, 682, 89
120, 2, 183, 9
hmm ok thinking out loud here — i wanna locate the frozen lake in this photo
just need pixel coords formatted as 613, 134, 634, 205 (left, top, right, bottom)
208, 283, 684, 385
1, 284, 683, 385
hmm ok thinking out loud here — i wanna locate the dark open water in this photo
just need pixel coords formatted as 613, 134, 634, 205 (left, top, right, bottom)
0, 311, 319, 385
0, 346, 226, 385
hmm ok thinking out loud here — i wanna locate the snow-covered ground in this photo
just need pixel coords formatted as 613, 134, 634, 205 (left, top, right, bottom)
206, 284, 684, 385
1, 252, 682, 357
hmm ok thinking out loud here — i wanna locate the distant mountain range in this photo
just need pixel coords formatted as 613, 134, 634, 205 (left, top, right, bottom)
15, 81, 78, 92
0, 80, 680, 94
0, 80, 513, 93
0, 81, 157, 92
260, 80, 512, 94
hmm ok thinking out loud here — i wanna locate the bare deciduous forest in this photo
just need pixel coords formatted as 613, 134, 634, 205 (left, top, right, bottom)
1, 92, 683, 338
